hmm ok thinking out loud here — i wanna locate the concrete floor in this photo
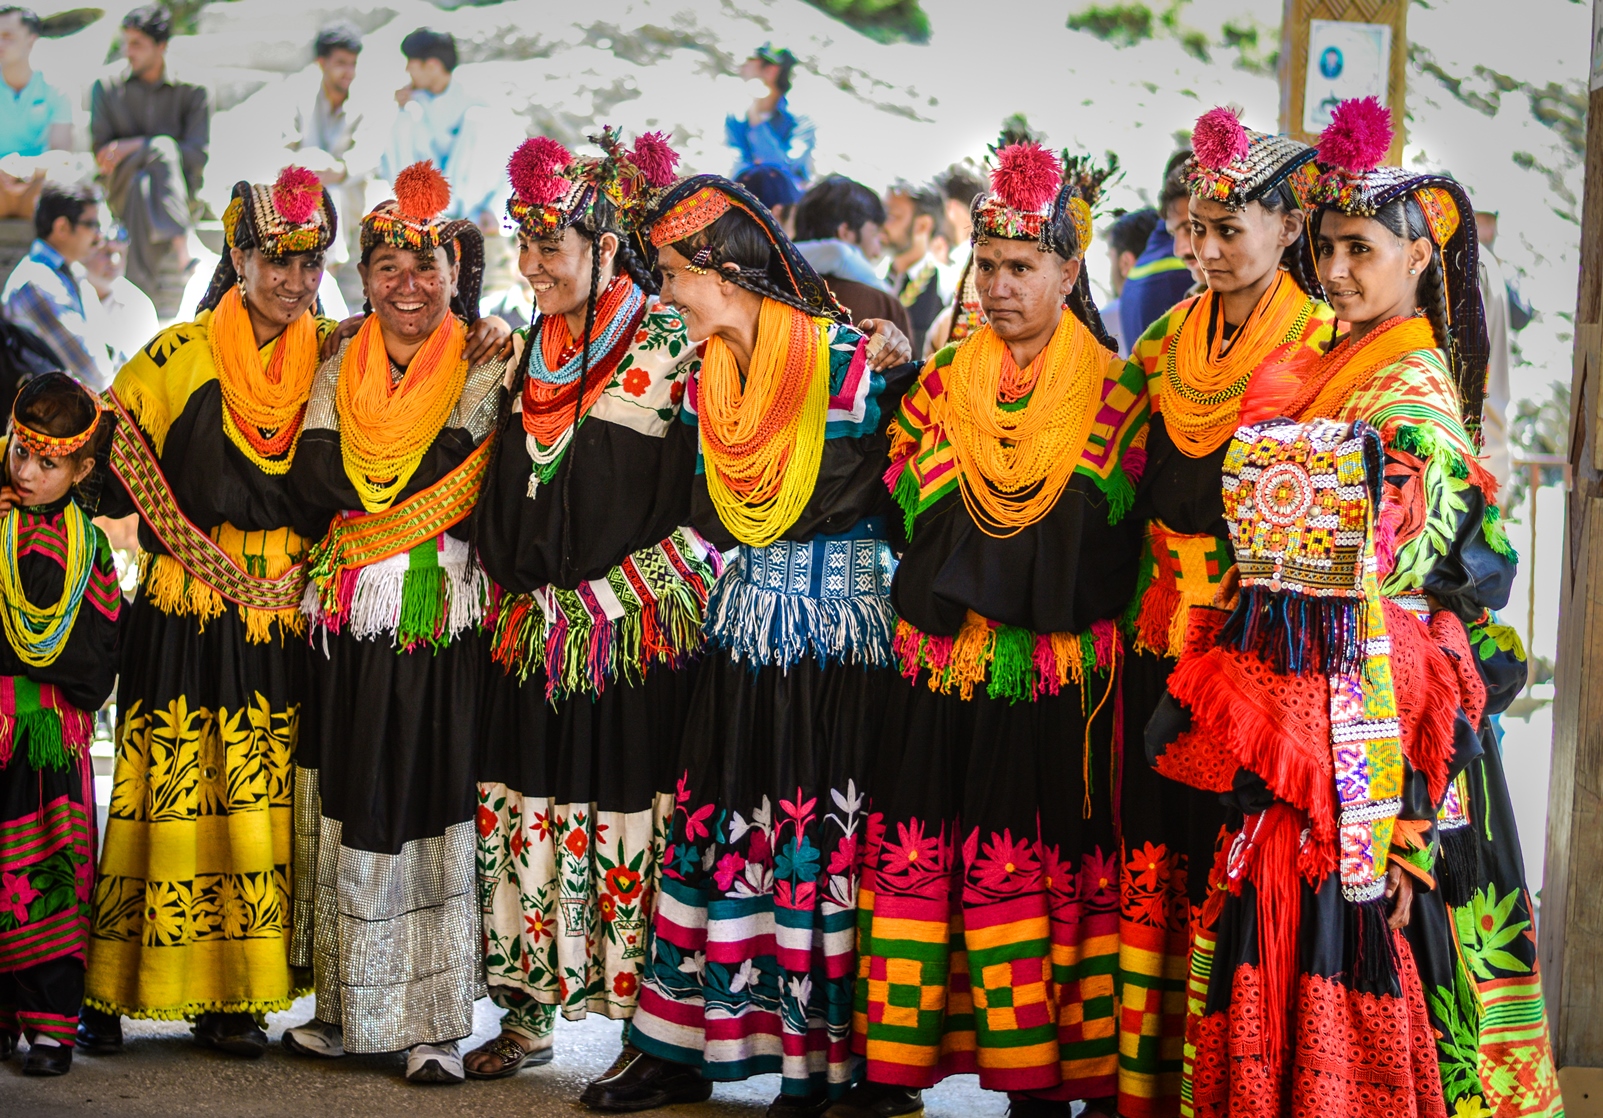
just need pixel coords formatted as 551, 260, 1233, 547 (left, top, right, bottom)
4, 996, 1013, 1118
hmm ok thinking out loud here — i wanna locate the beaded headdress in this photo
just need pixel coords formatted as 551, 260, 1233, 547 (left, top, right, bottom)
1184, 106, 1318, 211
360, 161, 485, 323
971, 142, 1113, 259
507, 127, 680, 241
642, 174, 848, 323
1309, 98, 1489, 439
198, 166, 337, 312
10, 391, 102, 460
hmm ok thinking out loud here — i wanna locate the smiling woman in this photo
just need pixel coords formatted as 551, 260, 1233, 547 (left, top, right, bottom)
84, 167, 338, 1061
280, 162, 513, 1086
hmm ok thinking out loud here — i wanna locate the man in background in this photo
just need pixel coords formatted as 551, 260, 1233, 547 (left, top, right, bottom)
791, 175, 908, 335
90, 4, 208, 303
285, 22, 376, 285
726, 43, 814, 189
0, 6, 72, 219
382, 28, 499, 228
84, 226, 157, 370
736, 164, 801, 236
2, 181, 114, 388
1100, 207, 1159, 355
1118, 148, 1195, 350
882, 180, 949, 346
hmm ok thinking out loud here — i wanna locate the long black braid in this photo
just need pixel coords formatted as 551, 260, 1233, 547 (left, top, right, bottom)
1371, 195, 1453, 361
1257, 180, 1323, 299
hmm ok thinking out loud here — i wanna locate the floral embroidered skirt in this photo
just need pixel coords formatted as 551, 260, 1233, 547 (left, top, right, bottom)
629, 651, 896, 1098
852, 666, 1123, 1100
290, 627, 487, 1054
2, 716, 97, 1045
475, 659, 698, 1021
1119, 648, 1233, 1118
87, 596, 305, 1019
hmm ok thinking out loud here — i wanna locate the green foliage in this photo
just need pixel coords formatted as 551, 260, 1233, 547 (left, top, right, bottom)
1066, 3, 1154, 47
806, 0, 931, 44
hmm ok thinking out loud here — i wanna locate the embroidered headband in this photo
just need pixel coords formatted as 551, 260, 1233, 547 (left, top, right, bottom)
11, 397, 101, 460
1184, 106, 1317, 211
507, 127, 681, 240
648, 186, 732, 248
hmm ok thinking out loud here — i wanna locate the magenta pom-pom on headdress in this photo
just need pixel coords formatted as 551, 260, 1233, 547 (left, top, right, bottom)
508, 137, 574, 206
1317, 96, 1394, 173
630, 131, 680, 188
991, 142, 1062, 214
271, 165, 323, 225
1191, 106, 1250, 171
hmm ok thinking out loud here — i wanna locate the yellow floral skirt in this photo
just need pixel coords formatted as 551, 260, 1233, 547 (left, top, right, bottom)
86, 547, 310, 1019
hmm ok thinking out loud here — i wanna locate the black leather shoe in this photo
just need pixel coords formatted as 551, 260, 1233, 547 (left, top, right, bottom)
0, 1032, 15, 1061
193, 1011, 268, 1058
582, 1051, 714, 1112
1004, 1100, 1076, 1118
768, 1090, 835, 1118
23, 1043, 73, 1076
580, 1045, 640, 1107
76, 1006, 122, 1055
822, 1083, 924, 1118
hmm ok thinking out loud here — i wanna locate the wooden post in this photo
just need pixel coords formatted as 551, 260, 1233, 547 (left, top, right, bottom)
1278, 0, 1408, 163
1542, 0, 1603, 1074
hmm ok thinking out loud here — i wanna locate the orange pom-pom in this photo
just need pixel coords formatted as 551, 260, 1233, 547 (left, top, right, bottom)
394, 161, 452, 222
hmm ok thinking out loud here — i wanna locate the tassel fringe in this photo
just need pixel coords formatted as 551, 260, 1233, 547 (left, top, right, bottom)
303, 535, 489, 652
705, 574, 897, 670
1216, 585, 1366, 676
140, 553, 306, 643
894, 614, 1119, 703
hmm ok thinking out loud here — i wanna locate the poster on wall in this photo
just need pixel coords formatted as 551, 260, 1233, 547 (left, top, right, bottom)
1301, 19, 1393, 133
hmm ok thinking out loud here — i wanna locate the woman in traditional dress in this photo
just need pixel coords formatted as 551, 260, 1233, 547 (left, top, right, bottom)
840, 143, 1147, 1118
1116, 108, 1335, 1117
588, 175, 916, 1115
81, 169, 338, 1058
1147, 97, 1559, 1116
279, 162, 510, 1084
0, 374, 120, 1076
467, 128, 722, 1078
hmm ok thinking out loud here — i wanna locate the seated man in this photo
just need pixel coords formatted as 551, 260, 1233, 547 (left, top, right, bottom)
381, 28, 498, 228
0, 5, 73, 219
89, 4, 208, 302
2, 180, 114, 388
791, 174, 909, 336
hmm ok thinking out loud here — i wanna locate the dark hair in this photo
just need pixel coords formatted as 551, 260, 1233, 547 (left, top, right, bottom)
1309, 196, 1446, 360
1107, 206, 1159, 258
400, 27, 455, 72
314, 21, 362, 57
9, 371, 110, 509
736, 165, 800, 209
1158, 148, 1192, 215
792, 175, 886, 243
34, 181, 99, 240
753, 45, 796, 95
0, 6, 42, 35
1253, 180, 1321, 298
665, 206, 822, 318
938, 165, 985, 208
891, 181, 944, 230
120, 4, 171, 43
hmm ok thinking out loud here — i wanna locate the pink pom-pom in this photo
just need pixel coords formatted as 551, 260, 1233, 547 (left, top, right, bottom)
1191, 106, 1250, 171
630, 131, 680, 188
990, 142, 1062, 213
1317, 96, 1394, 173
508, 137, 573, 206
271, 165, 322, 225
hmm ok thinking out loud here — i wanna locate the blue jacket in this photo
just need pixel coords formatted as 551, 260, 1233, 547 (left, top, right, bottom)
1118, 224, 1195, 356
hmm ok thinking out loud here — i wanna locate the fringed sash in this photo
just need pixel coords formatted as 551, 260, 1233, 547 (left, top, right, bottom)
489, 528, 724, 700
106, 390, 307, 613
303, 434, 494, 646
893, 612, 1120, 704
704, 520, 897, 669
0, 676, 93, 772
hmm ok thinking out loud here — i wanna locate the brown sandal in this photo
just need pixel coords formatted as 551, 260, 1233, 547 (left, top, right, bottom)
464, 1032, 554, 1079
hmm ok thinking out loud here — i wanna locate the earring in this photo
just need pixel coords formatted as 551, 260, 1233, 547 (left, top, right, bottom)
1408, 268, 1417, 275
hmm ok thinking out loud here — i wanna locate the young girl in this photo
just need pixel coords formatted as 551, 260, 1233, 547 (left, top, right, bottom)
0, 372, 121, 1076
